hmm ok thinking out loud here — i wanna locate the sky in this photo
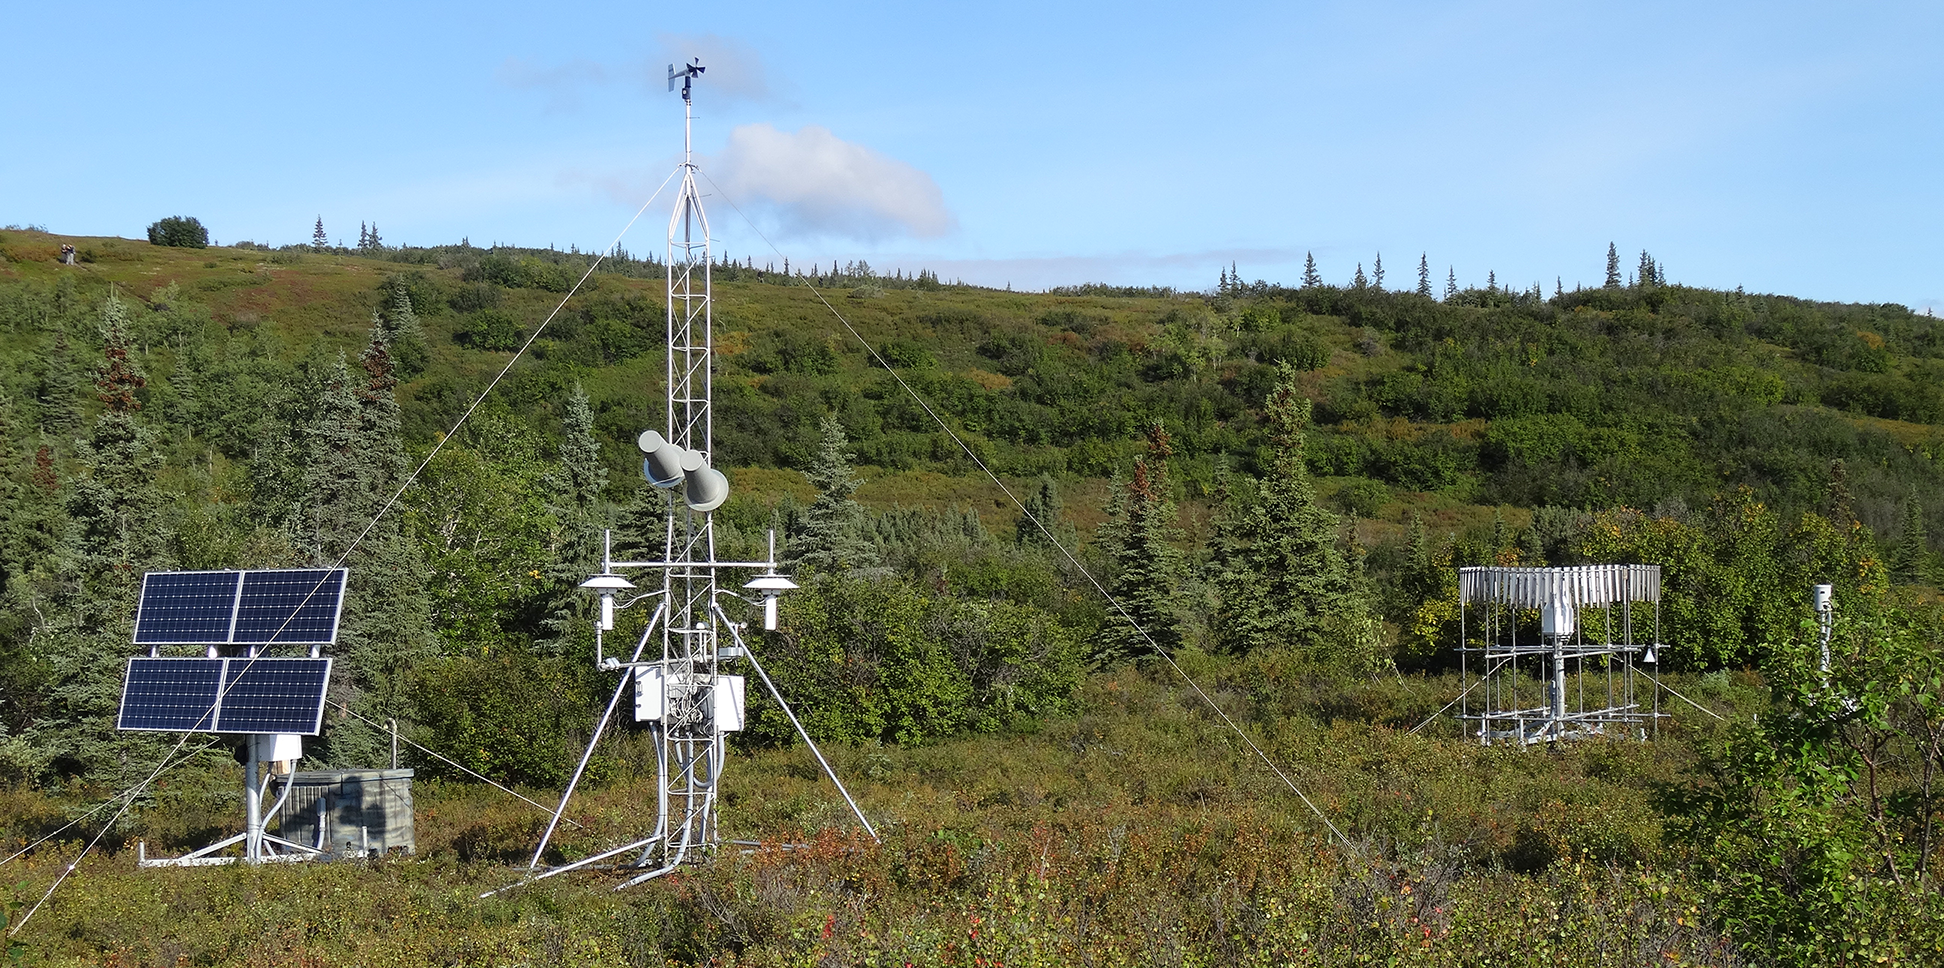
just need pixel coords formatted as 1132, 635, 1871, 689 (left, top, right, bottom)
4, 1, 1940, 309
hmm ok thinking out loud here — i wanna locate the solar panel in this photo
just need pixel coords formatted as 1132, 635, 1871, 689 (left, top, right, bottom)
217, 658, 332, 734
131, 569, 347, 646
133, 572, 241, 645
117, 658, 223, 731
234, 570, 346, 644
118, 657, 333, 735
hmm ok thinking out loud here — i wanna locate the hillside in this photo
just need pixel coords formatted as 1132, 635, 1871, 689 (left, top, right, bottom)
0, 228, 1940, 965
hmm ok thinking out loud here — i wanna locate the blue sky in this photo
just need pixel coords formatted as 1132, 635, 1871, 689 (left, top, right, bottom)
6, 1, 1939, 308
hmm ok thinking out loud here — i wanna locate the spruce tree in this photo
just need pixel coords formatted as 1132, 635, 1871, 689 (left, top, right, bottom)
1445, 267, 1457, 301
785, 414, 877, 574
313, 217, 329, 252
1352, 264, 1368, 289
1556, 276, 1564, 298
1098, 424, 1183, 661
1302, 252, 1321, 288
1637, 249, 1657, 288
1211, 364, 1369, 659
377, 285, 427, 379
1416, 253, 1432, 298
540, 383, 610, 650
1015, 474, 1064, 547
1604, 242, 1621, 289
38, 294, 174, 783
36, 326, 84, 437
1372, 253, 1385, 290
1892, 487, 1930, 584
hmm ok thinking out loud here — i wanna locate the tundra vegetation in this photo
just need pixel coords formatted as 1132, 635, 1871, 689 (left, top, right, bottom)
0, 227, 1938, 965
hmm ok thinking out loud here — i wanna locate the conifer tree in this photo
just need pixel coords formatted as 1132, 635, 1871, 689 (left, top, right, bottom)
1372, 253, 1385, 290
1637, 249, 1657, 288
1892, 487, 1930, 584
1445, 267, 1457, 301
1211, 364, 1369, 659
1098, 424, 1183, 661
1556, 276, 1564, 298
1015, 474, 1064, 547
1302, 252, 1321, 288
1402, 510, 1437, 601
540, 383, 610, 651
1416, 254, 1432, 298
38, 294, 174, 782
376, 285, 427, 379
785, 414, 877, 574
1604, 242, 1621, 289
1352, 264, 1368, 289
313, 217, 329, 252
1486, 270, 1496, 291
36, 326, 83, 437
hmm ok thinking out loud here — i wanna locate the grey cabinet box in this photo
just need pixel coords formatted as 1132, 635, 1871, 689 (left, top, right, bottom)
278, 768, 415, 857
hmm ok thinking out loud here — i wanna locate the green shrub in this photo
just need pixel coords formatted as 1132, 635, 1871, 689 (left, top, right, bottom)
146, 215, 208, 248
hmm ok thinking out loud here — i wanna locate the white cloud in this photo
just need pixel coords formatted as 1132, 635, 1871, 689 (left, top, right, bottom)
706, 124, 954, 241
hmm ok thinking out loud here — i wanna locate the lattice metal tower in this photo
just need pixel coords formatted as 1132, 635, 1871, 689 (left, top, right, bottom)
519, 59, 871, 891
1456, 565, 1665, 745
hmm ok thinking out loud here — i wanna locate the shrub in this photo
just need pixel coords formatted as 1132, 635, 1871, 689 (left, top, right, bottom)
146, 216, 209, 248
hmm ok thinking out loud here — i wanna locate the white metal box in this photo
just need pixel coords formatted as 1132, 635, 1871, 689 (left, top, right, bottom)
633, 667, 666, 722
711, 675, 746, 731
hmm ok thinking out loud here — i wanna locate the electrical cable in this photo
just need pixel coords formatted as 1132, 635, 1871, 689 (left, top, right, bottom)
12, 167, 684, 936
325, 700, 585, 830
696, 169, 1361, 858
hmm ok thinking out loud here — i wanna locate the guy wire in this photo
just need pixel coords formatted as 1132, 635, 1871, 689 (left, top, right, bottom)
12, 167, 684, 936
696, 169, 1361, 858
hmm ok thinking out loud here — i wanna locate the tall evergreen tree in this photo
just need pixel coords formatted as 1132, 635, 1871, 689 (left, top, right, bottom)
36, 326, 84, 437
1372, 253, 1385, 290
1637, 249, 1658, 288
313, 216, 329, 252
1302, 252, 1321, 288
540, 383, 610, 650
1604, 242, 1622, 289
1098, 424, 1183, 661
1416, 254, 1432, 298
1211, 364, 1370, 660
785, 414, 877, 574
1445, 266, 1457, 300
1891, 487, 1930, 584
1015, 474, 1064, 547
36, 294, 174, 782
1352, 263, 1368, 289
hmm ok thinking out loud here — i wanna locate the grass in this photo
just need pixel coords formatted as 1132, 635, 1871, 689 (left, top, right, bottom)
0, 663, 1756, 966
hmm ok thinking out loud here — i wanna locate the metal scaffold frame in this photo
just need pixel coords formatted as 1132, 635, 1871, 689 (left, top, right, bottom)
1456, 564, 1666, 745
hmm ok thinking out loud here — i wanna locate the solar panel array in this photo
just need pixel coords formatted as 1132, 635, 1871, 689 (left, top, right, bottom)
133, 569, 346, 646
118, 657, 333, 735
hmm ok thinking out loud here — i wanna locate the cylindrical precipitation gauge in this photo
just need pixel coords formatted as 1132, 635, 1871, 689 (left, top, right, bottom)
642, 435, 687, 489
681, 450, 730, 512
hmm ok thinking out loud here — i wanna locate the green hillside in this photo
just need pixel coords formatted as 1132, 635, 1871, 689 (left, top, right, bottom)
0, 228, 1939, 965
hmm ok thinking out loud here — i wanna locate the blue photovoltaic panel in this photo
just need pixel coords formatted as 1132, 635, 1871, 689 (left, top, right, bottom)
117, 657, 333, 735
133, 572, 241, 645
117, 658, 223, 731
216, 657, 331, 734
129, 568, 346, 646
233, 570, 346, 645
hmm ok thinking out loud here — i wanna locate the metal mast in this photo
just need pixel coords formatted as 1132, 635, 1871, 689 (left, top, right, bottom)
654, 55, 723, 872
514, 58, 872, 892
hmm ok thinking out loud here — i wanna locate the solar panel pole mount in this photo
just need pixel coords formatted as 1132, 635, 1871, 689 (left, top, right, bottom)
118, 568, 346, 867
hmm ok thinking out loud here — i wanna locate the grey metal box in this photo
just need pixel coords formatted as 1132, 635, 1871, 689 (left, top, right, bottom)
278, 768, 415, 857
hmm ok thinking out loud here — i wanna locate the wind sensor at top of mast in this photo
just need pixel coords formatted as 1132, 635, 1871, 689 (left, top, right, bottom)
668, 58, 705, 160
